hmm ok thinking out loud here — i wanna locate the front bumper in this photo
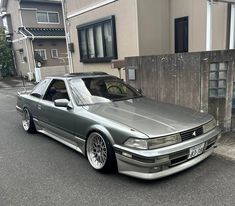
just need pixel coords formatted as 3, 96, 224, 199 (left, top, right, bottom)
114, 127, 222, 180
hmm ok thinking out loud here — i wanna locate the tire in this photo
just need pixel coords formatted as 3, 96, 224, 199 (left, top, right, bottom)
86, 132, 117, 173
22, 108, 36, 133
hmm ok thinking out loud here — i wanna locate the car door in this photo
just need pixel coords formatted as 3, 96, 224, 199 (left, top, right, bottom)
27, 78, 51, 120
38, 79, 78, 144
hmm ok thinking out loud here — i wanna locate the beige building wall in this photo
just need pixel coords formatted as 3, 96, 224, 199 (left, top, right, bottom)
211, 2, 227, 50
13, 42, 29, 76
170, 0, 228, 53
170, 0, 208, 53
66, 0, 139, 76
65, 0, 230, 76
137, 0, 170, 56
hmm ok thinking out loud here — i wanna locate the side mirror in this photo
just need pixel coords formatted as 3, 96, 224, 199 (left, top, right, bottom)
54, 99, 69, 108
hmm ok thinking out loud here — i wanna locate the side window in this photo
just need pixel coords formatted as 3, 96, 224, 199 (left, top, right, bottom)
44, 80, 69, 102
31, 79, 50, 98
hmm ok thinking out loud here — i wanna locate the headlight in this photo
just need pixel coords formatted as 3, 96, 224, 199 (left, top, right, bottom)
124, 134, 181, 150
203, 119, 216, 133
148, 134, 181, 149
124, 138, 148, 149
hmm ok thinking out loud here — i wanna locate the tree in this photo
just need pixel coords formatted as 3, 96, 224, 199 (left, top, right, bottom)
0, 27, 14, 77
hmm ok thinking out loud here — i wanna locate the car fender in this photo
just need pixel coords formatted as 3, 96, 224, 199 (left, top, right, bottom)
86, 124, 115, 145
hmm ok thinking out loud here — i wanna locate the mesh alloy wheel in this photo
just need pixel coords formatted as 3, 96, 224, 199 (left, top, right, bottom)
86, 132, 108, 169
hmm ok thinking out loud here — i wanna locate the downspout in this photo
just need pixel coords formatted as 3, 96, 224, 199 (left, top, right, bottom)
24, 27, 36, 69
61, 0, 74, 73
226, 3, 232, 49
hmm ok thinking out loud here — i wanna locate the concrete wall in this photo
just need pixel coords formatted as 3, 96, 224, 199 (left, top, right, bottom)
66, 0, 139, 76
125, 50, 235, 131
137, 0, 170, 56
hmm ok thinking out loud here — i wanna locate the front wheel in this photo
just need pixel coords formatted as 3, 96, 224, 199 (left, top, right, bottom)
86, 132, 116, 173
22, 108, 36, 133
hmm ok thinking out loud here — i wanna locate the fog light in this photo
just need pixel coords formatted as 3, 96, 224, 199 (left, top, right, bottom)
150, 166, 161, 173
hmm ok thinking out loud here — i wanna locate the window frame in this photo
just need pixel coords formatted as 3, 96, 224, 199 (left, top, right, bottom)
51, 49, 59, 58
19, 51, 25, 63
208, 62, 228, 98
34, 49, 47, 60
36, 11, 60, 24
43, 79, 70, 102
77, 15, 117, 63
175, 16, 189, 53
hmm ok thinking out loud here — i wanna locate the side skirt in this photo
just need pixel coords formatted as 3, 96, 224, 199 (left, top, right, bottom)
33, 118, 86, 156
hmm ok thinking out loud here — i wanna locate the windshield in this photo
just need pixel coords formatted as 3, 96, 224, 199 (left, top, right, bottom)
69, 76, 142, 105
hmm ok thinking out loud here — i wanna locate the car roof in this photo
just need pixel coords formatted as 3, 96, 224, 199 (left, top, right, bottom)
45, 72, 116, 80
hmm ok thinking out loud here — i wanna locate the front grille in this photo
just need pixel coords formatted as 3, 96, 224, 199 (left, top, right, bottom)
180, 126, 203, 142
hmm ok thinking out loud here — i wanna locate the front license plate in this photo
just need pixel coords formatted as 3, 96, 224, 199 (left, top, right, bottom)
188, 143, 205, 159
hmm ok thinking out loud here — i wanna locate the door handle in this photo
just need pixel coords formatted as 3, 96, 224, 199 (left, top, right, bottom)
38, 104, 42, 110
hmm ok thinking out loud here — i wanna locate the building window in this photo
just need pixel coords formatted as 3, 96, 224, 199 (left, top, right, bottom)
209, 62, 228, 98
77, 15, 117, 63
36, 11, 59, 24
19, 49, 24, 63
175, 16, 188, 53
51, 49, 59, 58
35, 49, 47, 60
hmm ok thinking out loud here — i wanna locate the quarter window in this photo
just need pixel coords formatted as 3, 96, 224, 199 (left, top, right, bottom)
31, 79, 51, 98
36, 11, 59, 24
209, 62, 228, 97
77, 16, 117, 63
44, 80, 69, 102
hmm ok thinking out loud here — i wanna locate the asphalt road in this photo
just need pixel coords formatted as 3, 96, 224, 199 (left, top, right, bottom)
0, 87, 234, 206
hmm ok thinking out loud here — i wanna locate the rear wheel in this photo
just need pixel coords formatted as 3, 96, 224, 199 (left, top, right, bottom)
86, 132, 116, 173
22, 108, 36, 133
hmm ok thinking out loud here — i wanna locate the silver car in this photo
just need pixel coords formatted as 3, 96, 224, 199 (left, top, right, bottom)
16, 72, 222, 180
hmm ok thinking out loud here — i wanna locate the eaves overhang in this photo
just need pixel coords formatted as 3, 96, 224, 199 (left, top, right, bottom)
18, 27, 65, 39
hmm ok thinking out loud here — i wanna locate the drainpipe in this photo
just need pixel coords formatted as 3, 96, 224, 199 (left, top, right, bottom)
61, 0, 74, 73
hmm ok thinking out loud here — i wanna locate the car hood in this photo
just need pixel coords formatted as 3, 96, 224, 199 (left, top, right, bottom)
84, 97, 212, 138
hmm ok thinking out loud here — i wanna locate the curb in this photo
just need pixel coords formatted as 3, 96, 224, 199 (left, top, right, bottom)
213, 132, 235, 161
